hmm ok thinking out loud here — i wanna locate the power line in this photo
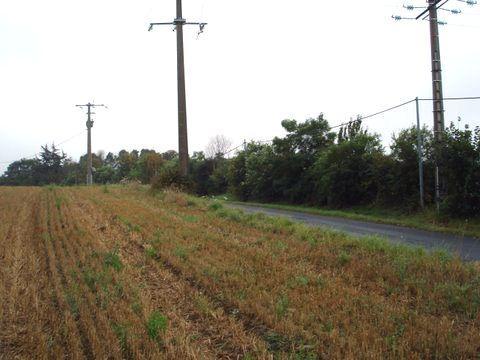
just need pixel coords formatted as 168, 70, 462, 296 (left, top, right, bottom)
223, 98, 419, 156
0, 130, 86, 165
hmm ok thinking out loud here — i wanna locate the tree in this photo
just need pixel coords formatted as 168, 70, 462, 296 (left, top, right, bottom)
275, 114, 336, 157
95, 166, 116, 184
205, 135, 232, 159
79, 153, 104, 183
36, 144, 68, 185
312, 131, 383, 207
1, 158, 41, 186
136, 150, 164, 184
384, 126, 435, 208
162, 150, 178, 161
117, 150, 135, 180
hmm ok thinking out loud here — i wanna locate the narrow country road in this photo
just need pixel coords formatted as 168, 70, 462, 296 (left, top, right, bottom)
228, 203, 480, 261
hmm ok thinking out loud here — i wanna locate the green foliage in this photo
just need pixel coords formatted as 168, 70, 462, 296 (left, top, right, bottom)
208, 202, 223, 211
145, 246, 158, 259
95, 166, 116, 184
112, 323, 130, 353
146, 311, 168, 340
104, 251, 123, 272
312, 131, 383, 207
223, 116, 479, 218
439, 121, 480, 217
275, 295, 290, 318
173, 246, 188, 261
338, 251, 352, 266
150, 160, 190, 191
65, 287, 80, 317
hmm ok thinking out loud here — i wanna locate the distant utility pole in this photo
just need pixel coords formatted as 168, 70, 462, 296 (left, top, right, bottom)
392, 0, 477, 211
148, 0, 207, 177
76, 103, 106, 185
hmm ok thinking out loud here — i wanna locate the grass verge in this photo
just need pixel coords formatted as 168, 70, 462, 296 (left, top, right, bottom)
225, 200, 480, 239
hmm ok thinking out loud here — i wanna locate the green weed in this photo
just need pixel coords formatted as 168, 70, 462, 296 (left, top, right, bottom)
146, 311, 168, 340
112, 323, 130, 354
208, 202, 223, 212
338, 251, 352, 266
145, 246, 158, 259
131, 301, 143, 316
55, 196, 62, 211
65, 288, 79, 317
264, 331, 289, 352
183, 215, 198, 223
118, 216, 141, 233
296, 275, 310, 287
104, 251, 123, 272
173, 246, 188, 261
275, 295, 290, 318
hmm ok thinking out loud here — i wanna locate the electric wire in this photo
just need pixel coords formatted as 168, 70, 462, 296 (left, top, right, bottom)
223, 95, 480, 156
0, 130, 86, 165
223, 98, 417, 155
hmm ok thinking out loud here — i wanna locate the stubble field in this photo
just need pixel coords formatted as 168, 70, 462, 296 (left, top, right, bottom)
0, 186, 479, 359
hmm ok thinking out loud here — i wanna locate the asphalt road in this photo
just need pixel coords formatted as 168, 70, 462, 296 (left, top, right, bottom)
228, 204, 480, 261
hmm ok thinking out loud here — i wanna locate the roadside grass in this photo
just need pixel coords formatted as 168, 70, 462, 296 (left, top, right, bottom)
225, 200, 480, 239
84, 187, 480, 358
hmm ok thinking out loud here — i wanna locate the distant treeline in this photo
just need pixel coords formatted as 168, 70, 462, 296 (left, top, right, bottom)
2, 115, 479, 217
0, 147, 179, 187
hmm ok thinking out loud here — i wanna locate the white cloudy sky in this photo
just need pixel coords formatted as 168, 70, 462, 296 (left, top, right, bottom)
1, 0, 479, 173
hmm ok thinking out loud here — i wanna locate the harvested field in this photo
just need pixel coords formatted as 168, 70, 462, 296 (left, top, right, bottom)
0, 185, 479, 359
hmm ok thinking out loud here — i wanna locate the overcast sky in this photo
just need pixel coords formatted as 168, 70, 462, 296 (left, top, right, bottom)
1, 0, 479, 173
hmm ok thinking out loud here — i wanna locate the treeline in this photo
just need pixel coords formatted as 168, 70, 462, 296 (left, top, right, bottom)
225, 116, 479, 217
2, 115, 479, 217
196, 115, 479, 217
0, 143, 229, 194
0, 146, 171, 186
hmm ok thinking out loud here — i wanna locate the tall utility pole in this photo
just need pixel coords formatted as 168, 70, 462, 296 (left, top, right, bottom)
149, 0, 207, 177
393, 0, 449, 210
423, 0, 446, 211
76, 103, 106, 185
392, 0, 478, 211
410, 0, 447, 211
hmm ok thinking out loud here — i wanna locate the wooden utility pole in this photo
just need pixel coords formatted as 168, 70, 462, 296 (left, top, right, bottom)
76, 103, 105, 185
149, 0, 207, 177
427, 1, 446, 211
176, 0, 189, 177
392, 0, 475, 211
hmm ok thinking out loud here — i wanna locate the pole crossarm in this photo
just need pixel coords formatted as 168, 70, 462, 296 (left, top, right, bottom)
416, 0, 449, 19
76, 103, 106, 109
148, 21, 207, 32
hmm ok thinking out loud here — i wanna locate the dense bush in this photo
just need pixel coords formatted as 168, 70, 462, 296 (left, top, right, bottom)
226, 117, 480, 217
440, 122, 480, 216
311, 133, 383, 207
